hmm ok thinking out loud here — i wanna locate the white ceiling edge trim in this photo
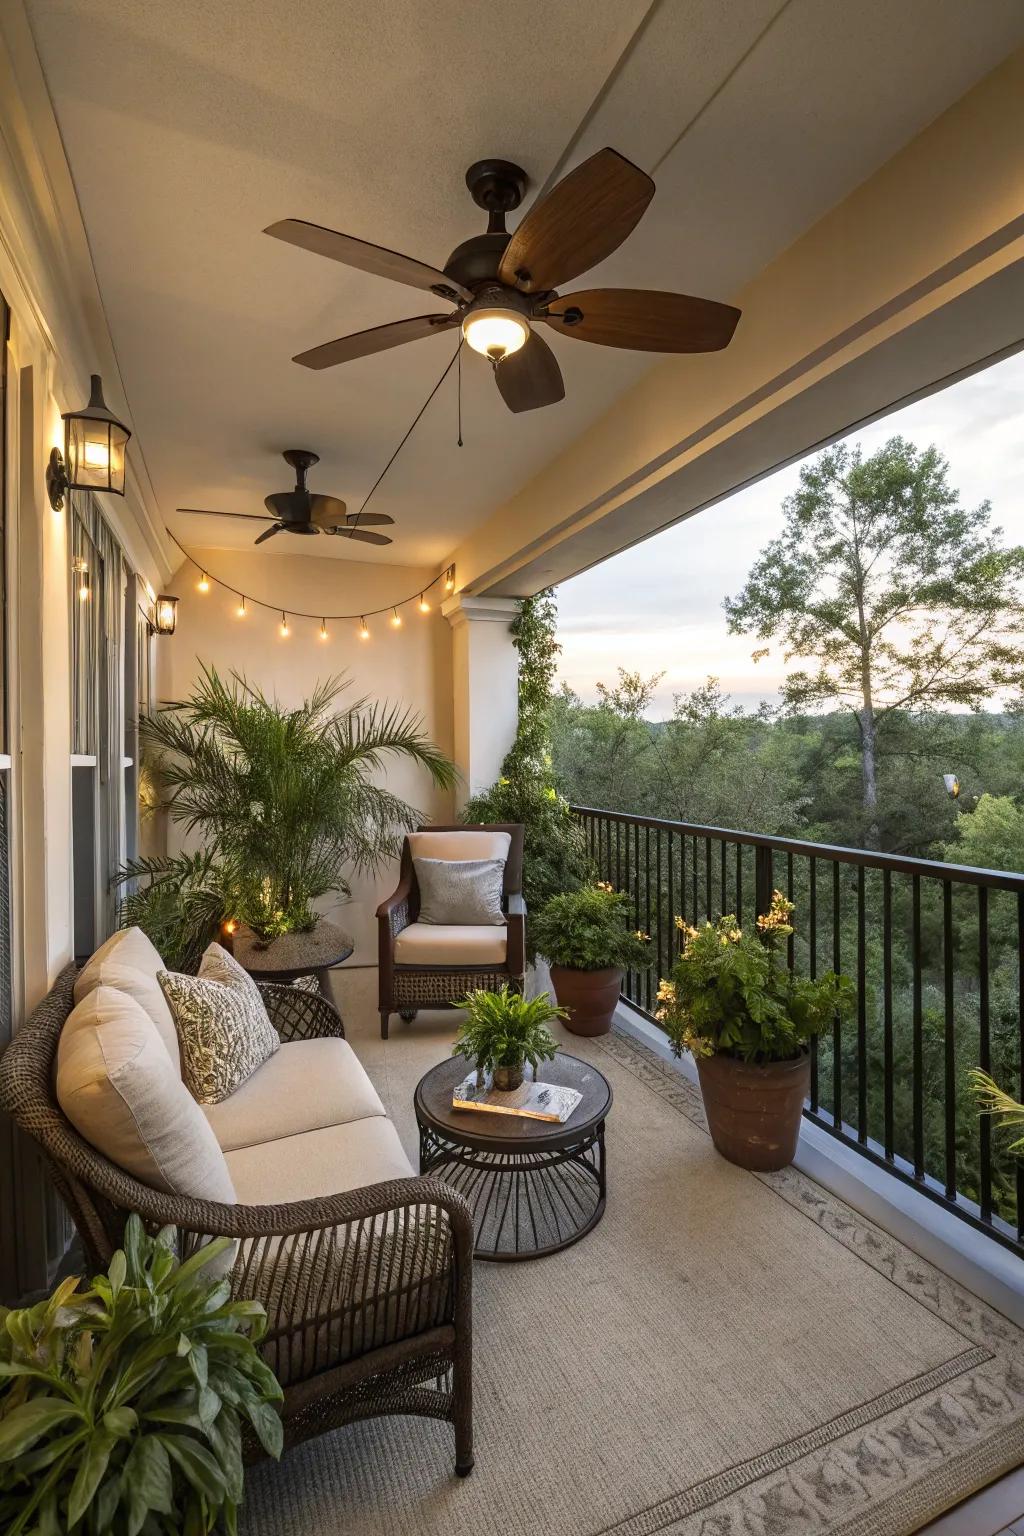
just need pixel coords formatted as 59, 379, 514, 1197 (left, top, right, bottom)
0, 1, 174, 585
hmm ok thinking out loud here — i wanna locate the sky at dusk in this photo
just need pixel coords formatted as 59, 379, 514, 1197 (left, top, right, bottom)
555, 349, 1024, 716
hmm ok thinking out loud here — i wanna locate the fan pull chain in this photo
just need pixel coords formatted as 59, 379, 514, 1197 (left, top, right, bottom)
457, 341, 463, 448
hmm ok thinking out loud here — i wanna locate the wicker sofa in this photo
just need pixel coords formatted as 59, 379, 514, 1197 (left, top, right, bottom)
0, 950, 474, 1474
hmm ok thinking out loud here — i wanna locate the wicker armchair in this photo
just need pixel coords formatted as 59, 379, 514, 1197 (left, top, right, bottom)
377, 823, 526, 1040
0, 965, 474, 1474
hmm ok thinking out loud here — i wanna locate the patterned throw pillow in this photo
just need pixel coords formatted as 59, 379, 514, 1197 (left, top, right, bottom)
413, 857, 506, 926
159, 943, 279, 1104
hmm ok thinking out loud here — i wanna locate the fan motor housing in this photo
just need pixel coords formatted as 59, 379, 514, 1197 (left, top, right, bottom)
442, 232, 510, 294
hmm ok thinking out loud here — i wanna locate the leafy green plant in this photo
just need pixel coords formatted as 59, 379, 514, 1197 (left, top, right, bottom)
970, 1069, 1024, 1156
0, 1216, 282, 1536
657, 891, 854, 1063
122, 666, 456, 945
463, 593, 589, 942
116, 851, 231, 974
533, 883, 652, 972
452, 985, 564, 1077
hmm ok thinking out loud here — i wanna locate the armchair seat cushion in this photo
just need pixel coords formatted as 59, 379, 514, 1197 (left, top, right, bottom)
203, 1039, 385, 1152
394, 922, 508, 967
225, 1117, 414, 1205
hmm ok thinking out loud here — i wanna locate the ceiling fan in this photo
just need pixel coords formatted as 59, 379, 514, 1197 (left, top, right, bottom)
177, 449, 393, 546
265, 147, 741, 413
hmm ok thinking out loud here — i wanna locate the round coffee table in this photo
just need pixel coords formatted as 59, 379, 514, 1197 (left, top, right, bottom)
414, 1053, 612, 1261
231, 920, 353, 996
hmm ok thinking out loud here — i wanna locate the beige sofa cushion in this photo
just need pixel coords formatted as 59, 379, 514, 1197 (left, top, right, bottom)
407, 829, 511, 863
57, 986, 236, 1205
74, 927, 180, 1069
225, 1118, 414, 1206
394, 922, 507, 967
203, 1039, 385, 1152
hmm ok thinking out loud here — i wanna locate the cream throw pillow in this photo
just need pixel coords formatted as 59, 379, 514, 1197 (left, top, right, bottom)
74, 926, 180, 1069
159, 943, 279, 1105
57, 986, 236, 1205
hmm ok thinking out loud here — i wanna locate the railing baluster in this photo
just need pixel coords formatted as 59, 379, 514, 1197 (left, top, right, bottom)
1017, 893, 1024, 1244
809, 857, 818, 1114
735, 843, 743, 930
978, 886, 992, 1223
833, 861, 842, 1132
943, 881, 956, 1201
644, 825, 652, 1014
912, 875, 924, 1180
787, 852, 795, 971
704, 837, 712, 920
691, 835, 698, 923
720, 840, 728, 918
655, 829, 664, 1005
883, 869, 894, 1161
857, 865, 867, 1144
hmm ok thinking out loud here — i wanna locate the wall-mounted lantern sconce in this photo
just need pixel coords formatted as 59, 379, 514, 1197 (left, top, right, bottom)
942, 773, 960, 799
153, 594, 179, 635
46, 374, 132, 511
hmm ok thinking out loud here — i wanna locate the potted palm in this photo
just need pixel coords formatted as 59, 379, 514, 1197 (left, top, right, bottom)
452, 985, 564, 1090
532, 883, 651, 1036
656, 891, 854, 1171
0, 1216, 281, 1535
119, 666, 455, 970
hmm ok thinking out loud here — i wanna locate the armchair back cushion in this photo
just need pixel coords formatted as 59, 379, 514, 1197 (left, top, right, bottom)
56, 985, 237, 1204
406, 829, 511, 864
74, 925, 180, 1070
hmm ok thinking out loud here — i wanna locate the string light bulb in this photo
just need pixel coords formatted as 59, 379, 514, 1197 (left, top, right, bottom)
197, 571, 210, 593
237, 596, 246, 618
359, 617, 370, 641
444, 565, 455, 592
390, 607, 402, 628
279, 611, 289, 637
418, 594, 430, 614
320, 618, 329, 640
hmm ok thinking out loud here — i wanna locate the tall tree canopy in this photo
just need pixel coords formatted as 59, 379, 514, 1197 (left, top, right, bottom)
724, 437, 1024, 845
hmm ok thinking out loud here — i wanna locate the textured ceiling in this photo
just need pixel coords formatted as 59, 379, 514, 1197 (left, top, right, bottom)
23, 0, 1024, 568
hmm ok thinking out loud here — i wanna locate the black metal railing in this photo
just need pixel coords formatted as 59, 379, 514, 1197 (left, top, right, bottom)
571, 805, 1024, 1259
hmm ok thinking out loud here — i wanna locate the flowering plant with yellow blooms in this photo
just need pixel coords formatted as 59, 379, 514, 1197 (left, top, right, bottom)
656, 891, 853, 1063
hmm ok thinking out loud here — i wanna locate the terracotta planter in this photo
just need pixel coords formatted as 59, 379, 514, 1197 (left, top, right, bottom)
695, 1050, 810, 1171
549, 964, 622, 1037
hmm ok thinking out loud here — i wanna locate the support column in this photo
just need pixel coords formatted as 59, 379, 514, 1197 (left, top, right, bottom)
442, 593, 520, 808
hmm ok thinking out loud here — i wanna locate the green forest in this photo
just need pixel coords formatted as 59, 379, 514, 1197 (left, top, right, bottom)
547, 437, 1024, 1239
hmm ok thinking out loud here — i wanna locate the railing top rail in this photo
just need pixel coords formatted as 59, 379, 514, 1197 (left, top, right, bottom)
569, 804, 1024, 893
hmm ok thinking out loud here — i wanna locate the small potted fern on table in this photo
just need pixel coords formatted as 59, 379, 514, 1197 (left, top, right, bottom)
452, 985, 564, 1090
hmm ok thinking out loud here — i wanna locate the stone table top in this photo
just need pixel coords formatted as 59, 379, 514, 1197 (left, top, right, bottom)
231, 920, 354, 978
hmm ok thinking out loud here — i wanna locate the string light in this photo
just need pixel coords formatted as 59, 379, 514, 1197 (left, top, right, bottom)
418, 594, 430, 614
444, 565, 456, 592
319, 618, 329, 640
237, 596, 247, 618
279, 611, 289, 637
390, 607, 402, 628
197, 571, 210, 593
359, 617, 370, 641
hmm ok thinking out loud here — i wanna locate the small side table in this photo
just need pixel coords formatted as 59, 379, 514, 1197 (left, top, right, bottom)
231, 920, 353, 998
414, 1052, 612, 1261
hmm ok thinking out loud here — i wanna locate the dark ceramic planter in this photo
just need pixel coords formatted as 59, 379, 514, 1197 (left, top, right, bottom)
492, 1064, 524, 1091
695, 1050, 810, 1171
549, 964, 622, 1037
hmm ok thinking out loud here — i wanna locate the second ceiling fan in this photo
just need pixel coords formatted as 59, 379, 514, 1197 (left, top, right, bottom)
266, 147, 741, 413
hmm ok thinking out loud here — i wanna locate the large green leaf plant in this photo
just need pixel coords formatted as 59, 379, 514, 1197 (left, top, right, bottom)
0, 1217, 282, 1535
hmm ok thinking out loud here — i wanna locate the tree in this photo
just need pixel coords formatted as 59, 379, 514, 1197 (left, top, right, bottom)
725, 438, 1024, 846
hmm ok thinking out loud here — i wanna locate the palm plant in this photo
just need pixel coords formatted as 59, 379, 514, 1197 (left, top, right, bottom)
120, 666, 456, 952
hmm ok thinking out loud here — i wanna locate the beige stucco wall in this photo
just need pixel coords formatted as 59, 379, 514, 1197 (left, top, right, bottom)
164, 547, 455, 962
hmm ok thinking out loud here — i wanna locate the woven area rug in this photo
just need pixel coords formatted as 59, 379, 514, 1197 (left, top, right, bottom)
242, 995, 1024, 1536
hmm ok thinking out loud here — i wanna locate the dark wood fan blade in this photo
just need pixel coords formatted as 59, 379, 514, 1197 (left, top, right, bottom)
329, 527, 392, 546
176, 507, 275, 523
541, 289, 741, 352
494, 330, 565, 414
344, 512, 394, 526
294, 313, 459, 370
497, 149, 653, 294
254, 524, 282, 545
264, 219, 472, 302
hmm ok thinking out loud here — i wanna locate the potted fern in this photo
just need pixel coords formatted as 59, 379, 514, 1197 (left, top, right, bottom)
532, 883, 651, 1036
0, 1216, 282, 1535
119, 666, 455, 969
452, 985, 564, 1090
656, 892, 854, 1170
